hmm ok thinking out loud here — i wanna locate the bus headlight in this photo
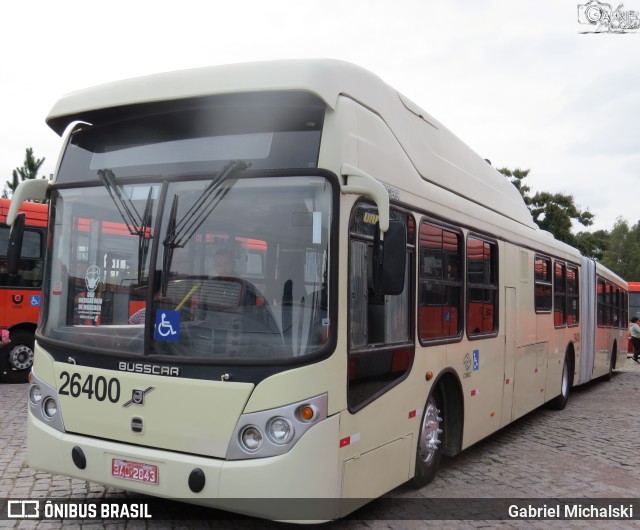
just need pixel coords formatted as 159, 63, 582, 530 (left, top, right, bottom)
29, 385, 43, 405
227, 393, 328, 460
267, 417, 294, 445
43, 397, 58, 418
240, 426, 263, 452
29, 372, 65, 433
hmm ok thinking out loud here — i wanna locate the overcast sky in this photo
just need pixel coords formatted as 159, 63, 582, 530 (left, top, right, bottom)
1, 0, 637, 232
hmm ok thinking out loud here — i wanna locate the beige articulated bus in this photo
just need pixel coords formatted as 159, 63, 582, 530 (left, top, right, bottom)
11, 59, 627, 521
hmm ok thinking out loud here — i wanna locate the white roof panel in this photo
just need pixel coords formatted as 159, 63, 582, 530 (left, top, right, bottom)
47, 59, 535, 228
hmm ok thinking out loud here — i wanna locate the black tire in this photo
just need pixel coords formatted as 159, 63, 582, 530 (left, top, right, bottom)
0, 330, 35, 383
549, 354, 571, 410
604, 354, 614, 381
604, 347, 616, 381
410, 388, 444, 488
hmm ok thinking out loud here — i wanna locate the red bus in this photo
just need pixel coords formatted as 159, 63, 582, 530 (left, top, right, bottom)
0, 198, 47, 382
629, 281, 640, 354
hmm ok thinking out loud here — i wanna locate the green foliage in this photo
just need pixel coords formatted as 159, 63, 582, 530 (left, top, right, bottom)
4, 147, 46, 198
498, 167, 531, 199
498, 166, 640, 279
498, 167, 593, 246
600, 218, 640, 280
527, 191, 594, 246
575, 229, 610, 262
497, 167, 531, 199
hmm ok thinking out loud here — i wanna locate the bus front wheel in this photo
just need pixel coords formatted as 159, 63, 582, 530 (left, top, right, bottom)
0, 330, 35, 384
411, 388, 444, 488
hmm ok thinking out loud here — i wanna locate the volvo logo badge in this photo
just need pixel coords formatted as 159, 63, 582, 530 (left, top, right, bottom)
122, 386, 155, 407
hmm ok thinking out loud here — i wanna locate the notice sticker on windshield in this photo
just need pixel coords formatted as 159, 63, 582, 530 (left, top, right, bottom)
75, 266, 103, 322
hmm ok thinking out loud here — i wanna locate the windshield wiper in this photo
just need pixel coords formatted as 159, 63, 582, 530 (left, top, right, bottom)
98, 169, 155, 284
160, 160, 249, 297
163, 160, 249, 249
138, 187, 153, 282
161, 195, 179, 297
97, 169, 144, 236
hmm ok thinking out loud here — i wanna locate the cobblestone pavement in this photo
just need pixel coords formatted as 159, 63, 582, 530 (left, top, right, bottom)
2, 359, 640, 529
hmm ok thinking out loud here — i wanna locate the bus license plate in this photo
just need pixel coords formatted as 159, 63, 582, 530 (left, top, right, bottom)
111, 458, 158, 485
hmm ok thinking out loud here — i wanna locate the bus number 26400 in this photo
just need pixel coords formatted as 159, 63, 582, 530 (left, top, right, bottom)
58, 371, 121, 403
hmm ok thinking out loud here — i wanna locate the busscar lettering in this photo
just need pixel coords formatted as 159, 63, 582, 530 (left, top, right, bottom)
118, 362, 180, 377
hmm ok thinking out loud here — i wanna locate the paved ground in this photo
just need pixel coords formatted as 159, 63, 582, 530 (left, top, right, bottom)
2, 359, 640, 529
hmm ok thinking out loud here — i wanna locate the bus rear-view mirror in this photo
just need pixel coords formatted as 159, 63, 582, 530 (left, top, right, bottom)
373, 219, 406, 296
7, 212, 25, 277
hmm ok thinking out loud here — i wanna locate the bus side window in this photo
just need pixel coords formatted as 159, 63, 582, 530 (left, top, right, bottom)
0, 227, 43, 288
347, 204, 413, 410
534, 256, 552, 313
567, 265, 579, 326
466, 236, 498, 337
554, 261, 567, 327
418, 221, 463, 342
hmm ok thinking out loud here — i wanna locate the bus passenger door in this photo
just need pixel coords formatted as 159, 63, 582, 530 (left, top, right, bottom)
501, 287, 516, 426
342, 205, 415, 500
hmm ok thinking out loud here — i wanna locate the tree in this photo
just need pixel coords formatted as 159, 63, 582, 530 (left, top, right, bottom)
600, 218, 640, 280
3, 147, 46, 198
498, 167, 594, 246
527, 191, 594, 246
575, 229, 610, 262
498, 167, 640, 277
497, 167, 531, 199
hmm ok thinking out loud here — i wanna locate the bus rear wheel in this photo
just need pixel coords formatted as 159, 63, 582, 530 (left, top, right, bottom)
549, 354, 571, 410
0, 330, 34, 383
411, 389, 444, 488
604, 346, 616, 381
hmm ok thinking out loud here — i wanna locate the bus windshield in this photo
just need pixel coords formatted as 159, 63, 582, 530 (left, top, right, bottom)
43, 175, 333, 362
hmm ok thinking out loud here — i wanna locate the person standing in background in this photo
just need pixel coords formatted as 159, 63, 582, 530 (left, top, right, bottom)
630, 316, 640, 363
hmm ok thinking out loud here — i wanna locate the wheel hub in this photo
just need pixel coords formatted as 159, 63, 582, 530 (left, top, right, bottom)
561, 360, 569, 397
9, 345, 34, 371
418, 398, 443, 463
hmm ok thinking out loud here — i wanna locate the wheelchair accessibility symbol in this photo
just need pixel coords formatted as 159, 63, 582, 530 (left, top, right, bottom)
473, 349, 480, 371
154, 310, 180, 341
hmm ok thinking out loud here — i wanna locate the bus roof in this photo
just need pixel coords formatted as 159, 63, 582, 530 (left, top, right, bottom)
46, 59, 375, 134
46, 59, 535, 231
595, 262, 627, 287
0, 198, 48, 227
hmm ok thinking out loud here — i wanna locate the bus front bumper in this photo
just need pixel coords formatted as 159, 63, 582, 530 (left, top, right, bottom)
27, 411, 342, 520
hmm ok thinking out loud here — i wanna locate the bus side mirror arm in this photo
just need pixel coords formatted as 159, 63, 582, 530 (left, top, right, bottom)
340, 164, 406, 295
7, 179, 50, 226
340, 164, 389, 235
